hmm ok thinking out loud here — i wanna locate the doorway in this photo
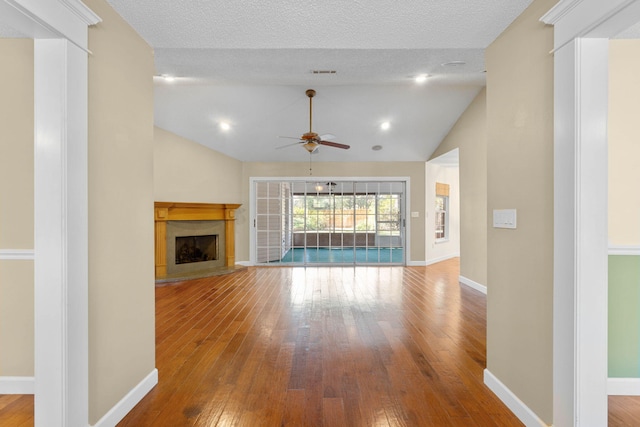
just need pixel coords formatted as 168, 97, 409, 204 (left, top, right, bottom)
251, 179, 406, 265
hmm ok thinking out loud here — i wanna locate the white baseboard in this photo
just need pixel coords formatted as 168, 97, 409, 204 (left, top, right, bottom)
236, 260, 253, 266
484, 369, 550, 427
0, 376, 35, 394
608, 377, 640, 395
425, 253, 459, 266
406, 260, 427, 267
459, 275, 487, 294
92, 368, 158, 427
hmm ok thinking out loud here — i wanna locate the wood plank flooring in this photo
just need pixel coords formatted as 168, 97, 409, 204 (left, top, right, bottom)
1, 258, 639, 426
121, 259, 521, 426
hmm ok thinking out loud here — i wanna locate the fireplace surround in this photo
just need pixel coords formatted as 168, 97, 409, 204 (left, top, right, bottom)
154, 202, 241, 278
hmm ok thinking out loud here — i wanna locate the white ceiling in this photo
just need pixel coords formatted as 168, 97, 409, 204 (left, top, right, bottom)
2, 0, 540, 162
106, 0, 542, 162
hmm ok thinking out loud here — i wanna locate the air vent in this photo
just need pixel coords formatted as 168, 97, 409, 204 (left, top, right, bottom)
441, 61, 466, 67
311, 70, 337, 74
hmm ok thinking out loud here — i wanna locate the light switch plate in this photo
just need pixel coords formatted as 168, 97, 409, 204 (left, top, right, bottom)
493, 209, 517, 229
411, 211, 419, 218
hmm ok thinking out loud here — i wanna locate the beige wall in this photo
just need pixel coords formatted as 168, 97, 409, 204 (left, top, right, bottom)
0, 39, 34, 377
154, 126, 243, 204
240, 162, 426, 263
485, 0, 556, 423
85, 0, 156, 423
609, 40, 640, 246
430, 89, 487, 285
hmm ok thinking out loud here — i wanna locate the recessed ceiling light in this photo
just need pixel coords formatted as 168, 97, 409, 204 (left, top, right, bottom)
219, 122, 231, 131
380, 121, 390, 130
415, 74, 428, 84
372, 145, 383, 151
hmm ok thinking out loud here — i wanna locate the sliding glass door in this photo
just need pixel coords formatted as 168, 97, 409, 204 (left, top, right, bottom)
253, 179, 405, 265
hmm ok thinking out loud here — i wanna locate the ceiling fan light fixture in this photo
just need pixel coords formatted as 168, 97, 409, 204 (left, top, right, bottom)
303, 142, 319, 153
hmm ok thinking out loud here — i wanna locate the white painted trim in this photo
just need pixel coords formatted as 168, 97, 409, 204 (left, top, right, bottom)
459, 275, 487, 294
553, 36, 610, 427
540, 0, 584, 25
425, 253, 459, 266
608, 246, 640, 256
58, 0, 101, 25
249, 176, 412, 265
0, 1, 99, 426
0, 249, 35, 260
484, 369, 550, 427
548, 0, 640, 421
34, 37, 89, 427
541, 0, 640, 53
236, 260, 253, 266
406, 260, 427, 267
405, 177, 412, 265
608, 378, 640, 396
0, 376, 35, 394
2, 0, 100, 52
91, 369, 158, 427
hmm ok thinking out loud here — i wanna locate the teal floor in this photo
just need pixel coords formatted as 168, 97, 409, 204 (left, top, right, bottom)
273, 247, 404, 264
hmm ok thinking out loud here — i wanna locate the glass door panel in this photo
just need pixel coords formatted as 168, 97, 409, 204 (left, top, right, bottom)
254, 179, 405, 265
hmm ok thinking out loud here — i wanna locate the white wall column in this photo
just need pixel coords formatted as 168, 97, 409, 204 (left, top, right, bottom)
33, 37, 89, 427
552, 36, 609, 427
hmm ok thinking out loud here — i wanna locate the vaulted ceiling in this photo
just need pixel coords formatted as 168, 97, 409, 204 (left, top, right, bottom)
103, 0, 547, 162
4, 1, 543, 162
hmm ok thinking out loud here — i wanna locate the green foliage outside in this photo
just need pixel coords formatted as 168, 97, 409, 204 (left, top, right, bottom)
292, 194, 400, 235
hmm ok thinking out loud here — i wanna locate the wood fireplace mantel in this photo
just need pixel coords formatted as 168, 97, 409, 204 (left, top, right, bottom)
154, 202, 241, 277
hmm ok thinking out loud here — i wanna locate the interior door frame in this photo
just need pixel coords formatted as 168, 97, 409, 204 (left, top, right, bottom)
0, 1, 100, 425
250, 176, 410, 266
541, 0, 640, 425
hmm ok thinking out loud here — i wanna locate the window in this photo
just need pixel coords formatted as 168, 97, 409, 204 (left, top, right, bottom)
376, 194, 401, 237
435, 182, 449, 241
291, 193, 401, 236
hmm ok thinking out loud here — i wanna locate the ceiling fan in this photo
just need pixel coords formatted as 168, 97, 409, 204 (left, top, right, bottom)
278, 89, 350, 153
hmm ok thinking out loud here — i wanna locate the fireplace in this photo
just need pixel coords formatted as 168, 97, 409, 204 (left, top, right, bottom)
154, 202, 241, 278
175, 235, 218, 264
165, 219, 225, 274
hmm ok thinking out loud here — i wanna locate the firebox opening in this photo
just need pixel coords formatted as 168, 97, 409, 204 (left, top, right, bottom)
175, 234, 218, 265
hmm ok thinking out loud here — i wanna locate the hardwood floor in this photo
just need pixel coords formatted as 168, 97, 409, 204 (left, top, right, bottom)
120, 259, 522, 426
1, 259, 639, 426
609, 396, 640, 426
0, 395, 32, 426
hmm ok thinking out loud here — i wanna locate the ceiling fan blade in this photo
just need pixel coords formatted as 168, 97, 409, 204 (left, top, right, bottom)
319, 140, 350, 150
319, 134, 336, 141
279, 136, 302, 140
276, 141, 303, 149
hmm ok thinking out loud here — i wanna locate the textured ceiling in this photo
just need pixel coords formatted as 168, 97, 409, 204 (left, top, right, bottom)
2, 0, 540, 163
117, 0, 536, 162
105, 0, 534, 49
